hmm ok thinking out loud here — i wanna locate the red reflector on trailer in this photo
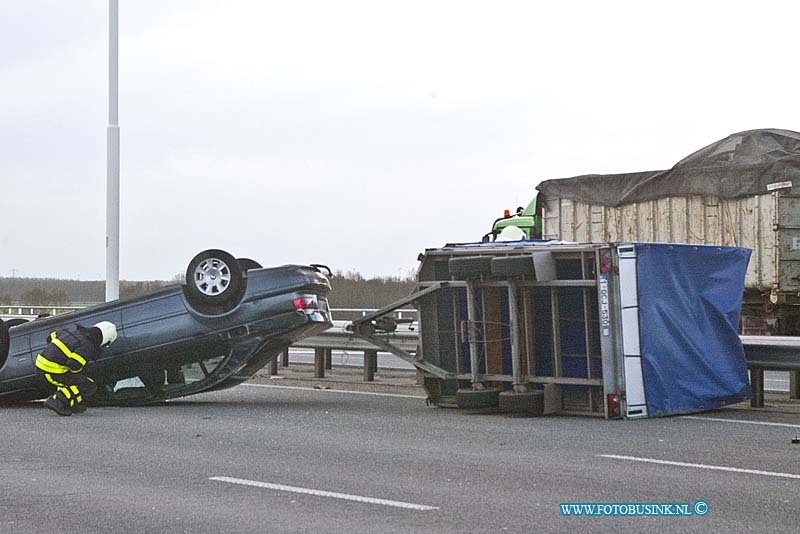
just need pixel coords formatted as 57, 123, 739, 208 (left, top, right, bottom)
599, 248, 612, 274
607, 393, 620, 418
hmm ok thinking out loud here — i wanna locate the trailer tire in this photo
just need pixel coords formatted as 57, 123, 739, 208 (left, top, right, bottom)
448, 256, 493, 279
498, 390, 544, 416
456, 387, 500, 410
491, 255, 535, 277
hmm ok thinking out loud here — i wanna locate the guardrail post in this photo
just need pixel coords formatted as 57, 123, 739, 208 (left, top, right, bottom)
281, 347, 290, 367
750, 368, 764, 408
790, 370, 800, 400
364, 349, 377, 381
269, 355, 279, 376
314, 348, 325, 378
324, 348, 332, 370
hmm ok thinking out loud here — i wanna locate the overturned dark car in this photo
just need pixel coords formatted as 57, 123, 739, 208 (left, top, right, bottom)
0, 249, 332, 406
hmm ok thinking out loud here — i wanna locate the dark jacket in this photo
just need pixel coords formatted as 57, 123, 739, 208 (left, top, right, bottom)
34, 327, 102, 375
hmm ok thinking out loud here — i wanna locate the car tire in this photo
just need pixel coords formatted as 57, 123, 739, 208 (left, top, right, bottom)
4, 318, 30, 328
184, 249, 245, 313
237, 258, 263, 272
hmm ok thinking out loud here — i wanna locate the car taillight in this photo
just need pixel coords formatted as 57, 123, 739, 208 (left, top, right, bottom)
607, 393, 620, 418
293, 295, 319, 315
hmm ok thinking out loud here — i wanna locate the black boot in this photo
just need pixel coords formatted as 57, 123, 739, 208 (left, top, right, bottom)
44, 395, 72, 417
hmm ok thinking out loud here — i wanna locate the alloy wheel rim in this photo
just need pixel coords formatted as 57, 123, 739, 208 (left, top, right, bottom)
194, 258, 232, 296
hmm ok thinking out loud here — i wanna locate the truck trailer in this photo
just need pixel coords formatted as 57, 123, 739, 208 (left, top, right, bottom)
522, 129, 800, 335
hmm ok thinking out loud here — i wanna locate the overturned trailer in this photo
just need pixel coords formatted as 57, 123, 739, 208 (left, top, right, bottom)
351, 241, 752, 419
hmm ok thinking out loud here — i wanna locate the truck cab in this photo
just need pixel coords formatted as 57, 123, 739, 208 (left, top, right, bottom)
482, 194, 542, 242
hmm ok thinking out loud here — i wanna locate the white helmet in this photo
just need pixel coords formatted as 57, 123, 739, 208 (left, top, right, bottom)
93, 321, 118, 347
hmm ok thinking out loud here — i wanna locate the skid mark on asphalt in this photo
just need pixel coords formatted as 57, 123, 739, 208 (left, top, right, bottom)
682, 415, 800, 429
209, 476, 439, 510
241, 383, 427, 399
599, 455, 800, 480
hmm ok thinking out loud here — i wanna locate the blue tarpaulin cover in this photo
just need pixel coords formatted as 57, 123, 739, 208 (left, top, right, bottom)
635, 243, 752, 416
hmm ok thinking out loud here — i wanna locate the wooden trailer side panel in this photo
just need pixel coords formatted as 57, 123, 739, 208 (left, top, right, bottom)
541, 193, 779, 292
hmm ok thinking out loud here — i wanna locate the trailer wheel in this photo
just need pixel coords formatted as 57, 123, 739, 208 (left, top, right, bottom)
456, 387, 500, 410
498, 390, 544, 416
448, 256, 494, 279
491, 255, 535, 277
184, 249, 245, 313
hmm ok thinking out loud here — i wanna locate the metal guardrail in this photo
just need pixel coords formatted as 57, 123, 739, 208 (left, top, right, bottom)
740, 335, 800, 407
1, 305, 415, 383
8, 304, 797, 400
0, 305, 415, 319
283, 320, 419, 382
740, 336, 800, 370
294, 321, 418, 353
1, 305, 83, 317
291, 328, 800, 399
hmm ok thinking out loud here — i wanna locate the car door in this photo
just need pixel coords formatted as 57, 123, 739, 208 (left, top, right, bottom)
0, 327, 32, 383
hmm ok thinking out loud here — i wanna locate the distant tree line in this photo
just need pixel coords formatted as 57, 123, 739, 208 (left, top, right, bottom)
0, 271, 415, 309
0, 278, 175, 306
327, 270, 415, 309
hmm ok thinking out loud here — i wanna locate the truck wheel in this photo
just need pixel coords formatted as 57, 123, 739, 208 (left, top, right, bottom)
456, 387, 500, 410
184, 249, 245, 313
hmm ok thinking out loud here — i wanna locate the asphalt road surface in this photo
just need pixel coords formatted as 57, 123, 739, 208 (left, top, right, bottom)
2, 385, 799, 534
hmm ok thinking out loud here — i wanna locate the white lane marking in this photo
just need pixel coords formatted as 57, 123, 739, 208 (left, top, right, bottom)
682, 416, 800, 429
599, 455, 800, 480
210, 476, 438, 511
241, 383, 427, 399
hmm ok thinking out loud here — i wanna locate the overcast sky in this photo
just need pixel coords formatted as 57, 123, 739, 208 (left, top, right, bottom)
2, 0, 799, 281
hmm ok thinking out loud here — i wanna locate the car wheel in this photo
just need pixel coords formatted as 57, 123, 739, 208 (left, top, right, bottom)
237, 258, 263, 272
4, 318, 30, 328
184, 249, 245, 313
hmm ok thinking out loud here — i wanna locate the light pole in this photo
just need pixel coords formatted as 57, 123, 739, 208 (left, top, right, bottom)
106, 0, 120, 301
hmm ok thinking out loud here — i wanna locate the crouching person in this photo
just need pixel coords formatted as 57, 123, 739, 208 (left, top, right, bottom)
35, 321, 118, 416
